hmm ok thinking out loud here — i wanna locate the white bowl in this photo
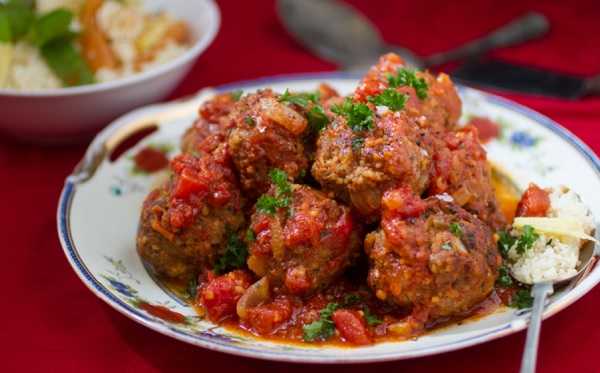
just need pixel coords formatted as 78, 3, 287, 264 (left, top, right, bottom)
0, 0, 220, 141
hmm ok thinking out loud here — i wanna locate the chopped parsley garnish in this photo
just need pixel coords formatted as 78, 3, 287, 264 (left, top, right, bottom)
255, 195, 290, 215
244, 115, 255, 126
331, 98, 373, 132
213, 232, 248, 275
516, 225, 539, 255
303, 302, 339, 342
245, 228, 255, 242
368, 88, 407, 111
230, 90, 243, 101
496, 265, 513, 288
306, 105, 329, 132
351, 137, 364, 151
497, 230, 516, 259
510, 288, 534, 309
256, 169, 293, 215
279, 89, 330, 132
363, 306, 382, 326
388, 68, 428, 99
269, 168, 291, 195
449, 222, 463, 238
279, 89, 319, 107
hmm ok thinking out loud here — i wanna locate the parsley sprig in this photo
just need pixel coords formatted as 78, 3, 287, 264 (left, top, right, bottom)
331, 98, 374, 132
449, 222, 463, 238
302, 295, 382, 341
279, 89, 330, 132
388, 68, 428, 99
516, 225, 539, 254
256, 169, 293, 215
497, 225, 539, 258
496, 265, 513, 288
303, 302, 339, 342
510, 288, 533, 309
368, 88, 407, 111
213, 232, 248, 274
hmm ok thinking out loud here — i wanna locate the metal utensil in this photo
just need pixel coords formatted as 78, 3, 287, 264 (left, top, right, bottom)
519, 238, 598, 373
453, 59, 600, 99
277, 0, 549, 71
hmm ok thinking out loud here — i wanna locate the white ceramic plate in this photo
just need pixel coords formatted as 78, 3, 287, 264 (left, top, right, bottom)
57, 73, 600, 363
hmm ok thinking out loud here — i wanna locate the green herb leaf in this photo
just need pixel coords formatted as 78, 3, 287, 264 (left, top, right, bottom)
516, 225, 539, 255
41, 37, 95, 86
388, 68, 428, 99
269, 168, 291, 196
231, 90, 243, 101
306, 105, 330, 132
244, 115, 255, 126
331, 98, 373, 132
363, 306, 382, 326
0, 0, 35, 42
303, 302, 339, 342
279, 89, 319, 107
256, 194, 290, 215
0, 13, 11, 42
496, 265, 513, 288
510, 288, 533, 309
245, 228, 255, 242
368, 88, 407, 111
28, 8, 73, 47
213, 232, 248, 275
449, 222, 463, 238
497, 230, 516, 259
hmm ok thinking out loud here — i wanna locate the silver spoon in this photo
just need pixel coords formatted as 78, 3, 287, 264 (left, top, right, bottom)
519, 238, 597, 373
277, 0, 549, 71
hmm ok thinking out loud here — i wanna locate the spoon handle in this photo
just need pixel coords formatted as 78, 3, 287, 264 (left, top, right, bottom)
520, 282, 553, 373
423, 12, 549, 68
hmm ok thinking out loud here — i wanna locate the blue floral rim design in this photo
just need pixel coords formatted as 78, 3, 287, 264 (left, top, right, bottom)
57, 72, 600, 363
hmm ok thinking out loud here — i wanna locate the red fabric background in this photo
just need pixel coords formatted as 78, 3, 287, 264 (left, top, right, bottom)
2, 0, 599, 371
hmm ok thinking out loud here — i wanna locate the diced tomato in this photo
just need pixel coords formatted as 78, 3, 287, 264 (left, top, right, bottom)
172, 167, 209, 200
209, 183, 232, 206
245, 296, 293, 335
332, 309, 372, 345
284, 212, 323, 247
382, 186, 426, 219
198, 270, 253, 322
516, 183, 550, 217
467, 116, 500, 143
284, 266, 312, 295
134, 147, 169, 173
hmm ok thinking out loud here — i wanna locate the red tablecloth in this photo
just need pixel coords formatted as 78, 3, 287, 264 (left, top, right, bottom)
3, 0, 599, 372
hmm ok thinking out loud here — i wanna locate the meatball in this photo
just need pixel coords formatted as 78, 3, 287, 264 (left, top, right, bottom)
136, 153, 245, 281
354, 53, 461, 134
247, 184, 362, 296
365, 187, 501, 330
227, 90, 310, 198
312, 107, 433, 219
181, 91, 238, 156
428, 125, 506, 230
